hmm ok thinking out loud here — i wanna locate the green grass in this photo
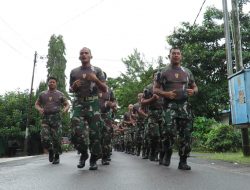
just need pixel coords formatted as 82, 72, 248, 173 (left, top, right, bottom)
195, 152, 250, 165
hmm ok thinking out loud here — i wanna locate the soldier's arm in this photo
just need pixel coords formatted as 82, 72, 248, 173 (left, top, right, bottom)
141, 94, 159, 106
35, 99, 44, 115
186, 82, 198, 96
94, 78, 108, 93
138, 108, 148, 117
69, 73, 81, 93
85, 73, 107, 93
62, 98, 70, 113
153, 81, 177, 99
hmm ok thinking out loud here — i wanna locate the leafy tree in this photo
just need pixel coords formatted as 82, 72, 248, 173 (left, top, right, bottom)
45, 35, 70, 135
35, 81, 47, 96
108, 49, 160, 116
46, 34, 67, 95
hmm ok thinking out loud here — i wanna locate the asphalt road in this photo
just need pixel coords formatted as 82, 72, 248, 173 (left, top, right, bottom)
0, 151, 250, 190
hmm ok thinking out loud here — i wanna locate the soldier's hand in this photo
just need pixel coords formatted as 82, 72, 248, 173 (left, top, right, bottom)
38, 108, 44, 115
186, 88, 195, 96
72, 79, 81, 91
166, 90, 177, 99
152, 94, 160, 100
84, 73, 98, 82
62, 107, 68, 113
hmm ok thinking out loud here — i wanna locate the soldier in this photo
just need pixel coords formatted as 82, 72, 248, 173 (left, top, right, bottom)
35, 76, 70, 164
141, 77, 164, 162
123, 104, 136, 154
153, 47, 198, 170
69, 47, 107, 170
99, 76, 117, 165
133, 93, 148, 157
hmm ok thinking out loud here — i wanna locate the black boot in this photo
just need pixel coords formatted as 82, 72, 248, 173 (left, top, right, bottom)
102, 155, 110, 165
102, 159, 110, 165
48, 149, 54, 162
89, 155, 98, 170
159, 152, 164, 165
107, 154, 111, 161
136, 147, 141, 156
154, 152, 159, 162
178, 156, 191, 170
149, 150, 156, 161
77, 153, 88, 168
162, 149, 172, 167
52, 154, 60, 164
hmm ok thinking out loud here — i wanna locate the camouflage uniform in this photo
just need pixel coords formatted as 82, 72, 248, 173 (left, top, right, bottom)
133, 103, 145, 157
155, 65, 195, 166
114, 125, 125, 152
99, 88, 116, 164
123, 112, 134, 154
143, 84, 164, 161
70, 65, 105, 163
37, 90, 67, 155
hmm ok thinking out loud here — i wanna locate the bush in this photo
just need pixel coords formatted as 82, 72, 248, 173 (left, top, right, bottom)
0, 127, 24, 138
192, 117, 217, 150
205, 124, 241, 152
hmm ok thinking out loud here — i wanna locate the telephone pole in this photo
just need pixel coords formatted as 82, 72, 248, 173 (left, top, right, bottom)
222, 0, 233, 76
24, 51, 37, 155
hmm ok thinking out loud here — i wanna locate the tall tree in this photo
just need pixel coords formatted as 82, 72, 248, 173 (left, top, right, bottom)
46, 34, 67, 94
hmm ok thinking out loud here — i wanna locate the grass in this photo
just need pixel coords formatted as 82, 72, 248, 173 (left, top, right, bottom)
195, 152, 250, 165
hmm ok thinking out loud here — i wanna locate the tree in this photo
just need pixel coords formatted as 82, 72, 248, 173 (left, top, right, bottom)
0, 90, 37, 137
166, 6, 250, 119
46, 34, 67, 95
108, 49, 159, 115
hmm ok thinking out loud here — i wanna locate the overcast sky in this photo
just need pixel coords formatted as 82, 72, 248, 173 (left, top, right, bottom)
0, 0, 249, 95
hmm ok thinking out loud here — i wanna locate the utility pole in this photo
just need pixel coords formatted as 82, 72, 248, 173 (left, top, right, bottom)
222, 0, 233, 76
231, 0, 250, 156
24, 51, 37, 155
231, 0, 243, 71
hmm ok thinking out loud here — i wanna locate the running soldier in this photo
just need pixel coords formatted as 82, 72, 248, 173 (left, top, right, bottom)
154, 47, 198, 170
35, 76, 70, 164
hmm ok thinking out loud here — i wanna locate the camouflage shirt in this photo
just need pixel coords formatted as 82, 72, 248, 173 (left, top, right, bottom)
99, 87, 116, 113
69, 65, 105, 97
37, 90, 67, 114
143, 83, 163, 110
156, 65, 195, 101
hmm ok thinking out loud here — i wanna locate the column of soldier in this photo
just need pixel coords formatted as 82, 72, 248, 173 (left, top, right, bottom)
112, 47, 198, 171
35, 47, 197, 171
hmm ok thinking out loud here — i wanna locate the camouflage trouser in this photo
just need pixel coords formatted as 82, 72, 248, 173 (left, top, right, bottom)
117, 134, 124, 151
142, 118, 150, 157
162, 101, 193, 157
147, 109, 164, 157
124, 125, 134, 153
71, 98, 102, 158
130, 126, 136, 154
101, 112, 113, 159
40, 113, 62, 154
135, 121, 144, 155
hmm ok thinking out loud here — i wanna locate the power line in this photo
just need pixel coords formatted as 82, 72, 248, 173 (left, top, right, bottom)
193, 0, 207, 26
0, 16, 34, 50
0, 35, 29, 59
54, 0, 105, 30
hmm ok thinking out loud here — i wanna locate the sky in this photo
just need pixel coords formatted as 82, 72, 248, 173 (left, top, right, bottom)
0, 0, 249, 95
